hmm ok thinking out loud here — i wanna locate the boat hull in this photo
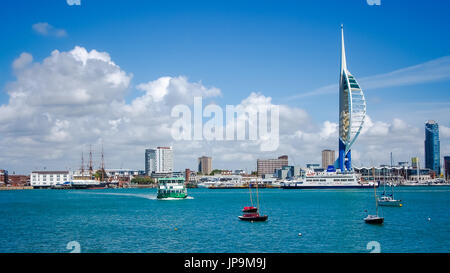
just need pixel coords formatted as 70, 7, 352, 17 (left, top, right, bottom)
238, 215, 268, 222
364, 217, 384, 224
157, 192, 188, 199
378, 201, 402, 207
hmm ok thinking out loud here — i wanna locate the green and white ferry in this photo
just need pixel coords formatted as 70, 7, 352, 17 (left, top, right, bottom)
157, 177, 188, 199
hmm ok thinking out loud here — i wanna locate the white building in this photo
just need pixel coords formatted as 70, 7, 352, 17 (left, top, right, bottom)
30, 171, 72, 188
145, 147, 173, 175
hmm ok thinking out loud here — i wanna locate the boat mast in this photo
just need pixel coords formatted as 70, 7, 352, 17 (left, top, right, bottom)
256, 178, 260, 213
89, 144, 93, 176
248, 181, 254, 207
372, 167, 379, 216
81, 152, 85, 174
101, 143, 105, 182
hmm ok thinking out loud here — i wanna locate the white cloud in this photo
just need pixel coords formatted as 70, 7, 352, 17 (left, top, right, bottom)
441, 126, 450, 138
66, 0, 81, 6
32, 22, 67, 37
0, 46, 448, 173
12, 53, 33, 71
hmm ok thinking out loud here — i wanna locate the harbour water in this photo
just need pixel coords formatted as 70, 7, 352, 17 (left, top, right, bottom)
0, 187, 449, 253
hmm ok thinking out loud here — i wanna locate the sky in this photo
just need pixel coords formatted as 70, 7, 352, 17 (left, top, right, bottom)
0, 0, 450, 174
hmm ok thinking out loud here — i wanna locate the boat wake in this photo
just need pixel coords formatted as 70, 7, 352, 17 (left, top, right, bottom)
72, 192, 158, 200
158, 196, 195, 201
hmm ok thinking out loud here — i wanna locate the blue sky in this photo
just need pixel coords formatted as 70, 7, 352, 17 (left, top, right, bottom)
0, 0, 450, 173
2, 0, 450, 114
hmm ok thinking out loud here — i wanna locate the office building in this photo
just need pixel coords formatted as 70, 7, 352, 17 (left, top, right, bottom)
425, 120, 440, 174
198, 156, 212, 175
257, 155, 288, 177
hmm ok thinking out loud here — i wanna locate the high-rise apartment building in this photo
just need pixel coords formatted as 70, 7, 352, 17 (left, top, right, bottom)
322, 150, 335, 169
425, 120, 440, 174
145, 147, 173, 175
198, 156, 212, 175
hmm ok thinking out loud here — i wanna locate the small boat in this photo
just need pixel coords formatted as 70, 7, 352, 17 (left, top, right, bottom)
378, 195, 402, 207
364, 214, 384, 224
378, 181, 402, 207
365, 168, 384, 225
238, 213, 268, 222
242, 206, 258, 213
239, 176, 268, 222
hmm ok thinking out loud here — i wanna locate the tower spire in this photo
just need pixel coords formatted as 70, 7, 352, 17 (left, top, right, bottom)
341, 24, 347, 73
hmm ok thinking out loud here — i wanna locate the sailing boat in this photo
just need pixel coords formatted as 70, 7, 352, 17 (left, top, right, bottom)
378, 171, 402, 207
239, 179, 268, 222
242, 182, 258, 213
364, 168, 384, 224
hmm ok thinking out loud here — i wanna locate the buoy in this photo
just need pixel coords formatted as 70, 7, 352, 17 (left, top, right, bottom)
428, 218, 431, 221
174, 227, 178, 231
298, 233, 302, 237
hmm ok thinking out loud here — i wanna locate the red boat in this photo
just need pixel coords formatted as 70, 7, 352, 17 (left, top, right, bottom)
238, 213, 268, 222
242, 206, 258, 213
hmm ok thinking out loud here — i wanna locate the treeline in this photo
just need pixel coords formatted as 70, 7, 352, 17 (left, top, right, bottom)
131, 176, 155, 184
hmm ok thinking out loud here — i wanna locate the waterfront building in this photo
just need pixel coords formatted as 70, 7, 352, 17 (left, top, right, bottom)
106, 169, 144, 177
275, 166, 301, 179
150, 172, 173, 179
198, 156, 212, 175
0, 170, 8, 186
425, 120, 440, 175
105, 169, 145, 183
185, 169, 191, 183
322, 150, 335, 168
336, 26, 366, 171
354, 166, 432, 183
444, 156, 450, 181
30, 171, 71, 188
257, 155, 288, 177
145, 147, 174, 175
8, 175, 29, 187
218, 170, 233, 175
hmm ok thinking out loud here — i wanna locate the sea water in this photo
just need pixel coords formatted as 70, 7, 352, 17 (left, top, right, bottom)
0, 187, 449, 253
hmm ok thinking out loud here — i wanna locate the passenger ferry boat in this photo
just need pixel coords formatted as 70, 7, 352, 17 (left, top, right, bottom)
281, 169, 378, 189
157, 177, 188, 199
